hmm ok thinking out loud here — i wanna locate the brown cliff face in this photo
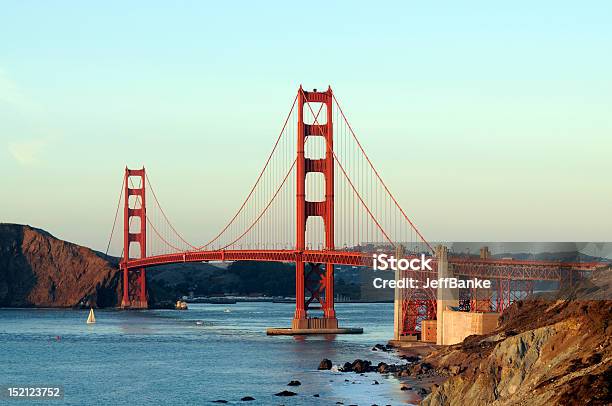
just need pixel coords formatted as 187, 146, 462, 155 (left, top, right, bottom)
0, 224, 121, 308
421, 269, 612, 406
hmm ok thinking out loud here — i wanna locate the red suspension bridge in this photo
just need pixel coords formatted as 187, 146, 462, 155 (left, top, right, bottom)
106, 86, 609, 336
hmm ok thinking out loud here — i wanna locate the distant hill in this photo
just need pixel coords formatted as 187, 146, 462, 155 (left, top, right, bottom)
147, 261, 363, 301
492, 251, 610, 262
3, 224, 607, 308
0, 224, 364, 308
0, 223, 121, 307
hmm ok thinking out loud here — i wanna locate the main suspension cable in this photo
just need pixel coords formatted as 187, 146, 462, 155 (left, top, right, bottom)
194, 94, 298, 251
332, 94, 433, 253
105, 176, 125, 256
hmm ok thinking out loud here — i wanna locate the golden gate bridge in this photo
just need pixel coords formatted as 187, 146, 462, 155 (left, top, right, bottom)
105, 86, 608, 337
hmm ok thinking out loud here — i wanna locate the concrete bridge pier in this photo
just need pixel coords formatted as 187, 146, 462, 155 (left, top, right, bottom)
436, 245, 459, 345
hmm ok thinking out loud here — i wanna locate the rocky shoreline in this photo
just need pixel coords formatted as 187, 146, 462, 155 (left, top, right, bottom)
314, 269, 611, 405
317, 343, 444, 404
417, 269, 611, 406
205, 343, 443, 404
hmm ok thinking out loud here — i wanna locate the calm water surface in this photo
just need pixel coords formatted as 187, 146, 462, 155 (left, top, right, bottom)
0, 303, 417, 405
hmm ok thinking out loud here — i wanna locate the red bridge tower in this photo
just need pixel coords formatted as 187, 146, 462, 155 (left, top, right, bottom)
121, 167, 148, 309
293, 86, 337, 330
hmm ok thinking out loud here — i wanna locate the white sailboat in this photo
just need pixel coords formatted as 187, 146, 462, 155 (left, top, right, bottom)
86, 308, 96, 324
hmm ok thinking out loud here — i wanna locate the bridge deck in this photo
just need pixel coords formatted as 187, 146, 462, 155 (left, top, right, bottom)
122, 249, 608, 281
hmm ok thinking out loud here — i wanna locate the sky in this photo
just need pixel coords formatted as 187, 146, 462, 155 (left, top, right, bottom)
1, 1, 611, 253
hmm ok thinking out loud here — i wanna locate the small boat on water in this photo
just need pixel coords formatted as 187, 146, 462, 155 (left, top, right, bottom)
86, 308, 96, 324
224, 309, 231, 313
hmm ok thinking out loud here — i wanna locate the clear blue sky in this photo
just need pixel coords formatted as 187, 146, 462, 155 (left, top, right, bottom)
1, 1, 610, 252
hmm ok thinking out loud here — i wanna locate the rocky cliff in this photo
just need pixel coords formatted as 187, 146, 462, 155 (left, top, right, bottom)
0, 223, 121, 307
422, 269, 611, 405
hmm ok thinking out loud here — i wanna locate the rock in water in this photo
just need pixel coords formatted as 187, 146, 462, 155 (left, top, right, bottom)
275, 390, 297, 397
318, 358, 332, 370
287, 380, 301, 386
351, 359, 372, 373
240, 396, 255, 401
